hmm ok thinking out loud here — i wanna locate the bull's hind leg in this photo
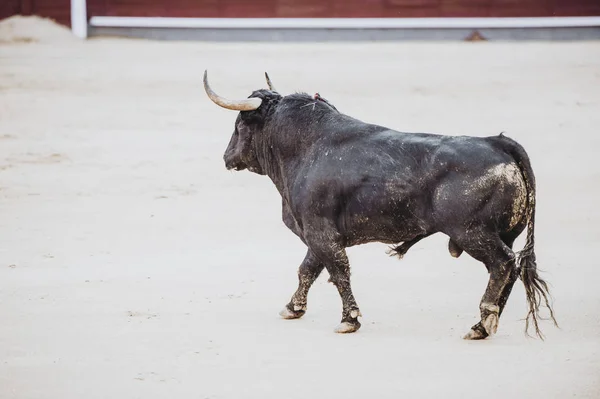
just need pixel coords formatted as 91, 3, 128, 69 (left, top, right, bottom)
452, 230, 518, 340
280, 250, 324, 319
465, 264, 519, 340
496, 232, 521, 317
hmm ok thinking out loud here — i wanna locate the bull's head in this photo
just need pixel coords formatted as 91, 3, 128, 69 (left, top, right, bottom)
203, 70, 280, 174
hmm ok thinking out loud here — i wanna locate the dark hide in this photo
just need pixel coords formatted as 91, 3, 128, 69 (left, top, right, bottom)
220, 89, 557, 339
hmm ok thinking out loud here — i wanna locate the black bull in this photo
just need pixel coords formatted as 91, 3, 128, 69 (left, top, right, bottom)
203, 71, 557, 340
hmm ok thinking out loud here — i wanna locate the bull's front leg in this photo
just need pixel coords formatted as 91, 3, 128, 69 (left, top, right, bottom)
280, 244, 362, 333
283, 217, 362, 333
306, 241, 361, 333
280, 250, 324, 319
325, 246, 362, 333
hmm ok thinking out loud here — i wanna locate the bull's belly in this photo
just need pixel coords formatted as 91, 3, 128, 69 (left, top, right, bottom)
341, 211, 430, 247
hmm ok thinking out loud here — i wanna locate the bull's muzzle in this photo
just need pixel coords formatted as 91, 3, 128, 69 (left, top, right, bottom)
224, 155, 244, 171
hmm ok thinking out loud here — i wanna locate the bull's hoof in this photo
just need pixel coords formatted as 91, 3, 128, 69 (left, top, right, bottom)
279, 305, 305, 320
480, 303, 499, 336
482, 313, 499, 336
463, 329, 487, 340
334, 321, 361, 334
463, 322, 489, 340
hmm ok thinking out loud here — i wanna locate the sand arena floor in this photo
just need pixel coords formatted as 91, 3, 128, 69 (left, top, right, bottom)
1, 16, 599, 399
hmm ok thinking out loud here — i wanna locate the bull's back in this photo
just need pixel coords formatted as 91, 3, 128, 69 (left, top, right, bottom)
294, 129, 526, 244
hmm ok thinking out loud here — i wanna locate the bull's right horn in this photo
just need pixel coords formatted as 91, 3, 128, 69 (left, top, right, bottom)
203, 70, 262, 111
265, 72, 276, 92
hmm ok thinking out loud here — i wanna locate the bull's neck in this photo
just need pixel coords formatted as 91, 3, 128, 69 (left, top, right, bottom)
253, 126, 306, 197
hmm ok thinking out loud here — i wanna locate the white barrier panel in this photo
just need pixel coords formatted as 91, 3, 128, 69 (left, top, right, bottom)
89, 16, 600, 30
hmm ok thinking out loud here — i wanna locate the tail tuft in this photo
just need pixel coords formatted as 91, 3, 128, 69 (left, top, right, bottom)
517, 226, 558, 340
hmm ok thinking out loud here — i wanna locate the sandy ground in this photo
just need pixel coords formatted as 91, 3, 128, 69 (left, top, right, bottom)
1, 17, 600, 399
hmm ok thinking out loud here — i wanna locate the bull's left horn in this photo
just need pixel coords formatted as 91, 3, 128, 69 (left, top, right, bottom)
265, 72, 276, 92
203, 70, 262, 111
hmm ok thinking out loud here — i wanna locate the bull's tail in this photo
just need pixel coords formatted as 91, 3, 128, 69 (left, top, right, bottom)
497, 133, 558, 339
518, 207, 558, 339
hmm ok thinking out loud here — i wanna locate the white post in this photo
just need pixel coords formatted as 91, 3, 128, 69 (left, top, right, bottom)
71, 0, 88, 39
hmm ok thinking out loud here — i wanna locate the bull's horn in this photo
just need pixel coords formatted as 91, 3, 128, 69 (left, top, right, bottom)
265, 72, 276, 92
203, 70, 262, 111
